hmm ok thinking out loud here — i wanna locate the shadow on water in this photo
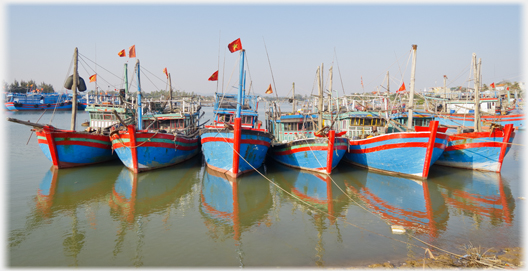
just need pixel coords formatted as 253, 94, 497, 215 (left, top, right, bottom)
109, 155, 201, 267
9, 161, 123, 265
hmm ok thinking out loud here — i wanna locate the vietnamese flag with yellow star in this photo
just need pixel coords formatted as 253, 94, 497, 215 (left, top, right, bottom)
228, 38, 242, 53
208, 70, 219, 81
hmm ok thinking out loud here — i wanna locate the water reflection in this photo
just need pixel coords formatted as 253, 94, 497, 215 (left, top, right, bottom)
199, 166, 273, 266
271, 161, 350, 267
14, 164, 120, 266
109, 156, 200, 266
340, 166, 448, 240
429, 168, 515, 227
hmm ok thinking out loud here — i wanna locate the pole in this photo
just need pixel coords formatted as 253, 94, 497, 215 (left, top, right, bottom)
443, 75, 447, 113
473, 53, 480, 132
236, 50, 245, 119
407, 44, 417, 130
317, 66, 323, 130
70, 47, 78, 131
136, 60, 143, 130
168, 73, 173, 111
292, 82, 296, 113
329, 66, 334, 126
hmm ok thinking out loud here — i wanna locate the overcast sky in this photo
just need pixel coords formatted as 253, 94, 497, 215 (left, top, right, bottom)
2, 2, 525, 97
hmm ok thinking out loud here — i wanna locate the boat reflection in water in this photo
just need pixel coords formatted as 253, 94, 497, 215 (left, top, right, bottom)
199, 166, 273, 266
109, 156, 200, 267
32, 164, 121, 266
341, 166, 449, 240
271, 161, 350, 267
109, 156, 200, 223
429, 167, 515, 227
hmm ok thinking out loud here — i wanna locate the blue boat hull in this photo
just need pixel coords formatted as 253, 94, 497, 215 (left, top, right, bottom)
201, 128, 271, 178
269, 137, 348, 174
343, 129, 448, 179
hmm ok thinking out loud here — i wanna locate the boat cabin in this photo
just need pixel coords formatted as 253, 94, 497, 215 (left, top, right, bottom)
266, 113, 319, 143
333, 112, 387, 139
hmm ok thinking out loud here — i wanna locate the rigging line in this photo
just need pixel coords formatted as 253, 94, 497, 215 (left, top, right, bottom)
78, 56, 121, 91
222, 47, 226, 94
262, 37, 279, 99
140, 70, 161, 92
216, 30, 221, 93
217, 52, 239, 111
244, 53, 253, 95
141, 65, 168, 85
78, 53, 123, 81
219, 130, 430, 251
333, 48, 346, 96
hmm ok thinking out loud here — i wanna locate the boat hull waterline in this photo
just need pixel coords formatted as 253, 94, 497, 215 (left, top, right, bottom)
111, 125, 200, 173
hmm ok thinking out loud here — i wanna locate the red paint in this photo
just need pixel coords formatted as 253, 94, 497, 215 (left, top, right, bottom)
497, 124, 514, 172
42, 126, 59, 168
273, 144, 347, 156
326, 130, 335, 174
128, 125, 139, 174
445, 141, 503, 151
348, 142, 427, 154
232, 118, 241, 177
422, 120, 439, 178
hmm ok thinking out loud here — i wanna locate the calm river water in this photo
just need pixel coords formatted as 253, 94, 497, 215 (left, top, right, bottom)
5, 105, 524, 267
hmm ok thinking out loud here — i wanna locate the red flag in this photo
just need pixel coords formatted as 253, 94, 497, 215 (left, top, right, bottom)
89, 74, 97, 83
228, 38, 242, 53
490, 82, 495, 88
507, 86, 510, 90
265, 84, 273, 94
361, 76, 364, 88
118, 49, 126, 57
129, 45, 136, 58
208, 70, 219, 81
397, 82, 406, 92
163, 68, 168, 78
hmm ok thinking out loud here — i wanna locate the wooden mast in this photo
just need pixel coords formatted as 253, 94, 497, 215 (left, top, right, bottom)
317, 65, 323, 130
292, 82, 296, 113
168, 73, 173, 111
70, 47, 78, 131
473, 53, 481, 132
407, 44, 417, 131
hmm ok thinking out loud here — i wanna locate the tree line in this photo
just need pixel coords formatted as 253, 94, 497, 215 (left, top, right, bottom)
3, 80, 55, 93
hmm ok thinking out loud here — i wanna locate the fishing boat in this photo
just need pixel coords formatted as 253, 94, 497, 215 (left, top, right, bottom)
200, 44, 272, 178
4, 92, 82, 111
266, 67, 348, 174
433, 54, 516, 172
110, 60, 201, 173
7, 48, 117, 169
339, 45, 448, 179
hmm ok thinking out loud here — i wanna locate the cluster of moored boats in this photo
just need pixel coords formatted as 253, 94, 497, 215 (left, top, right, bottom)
7, 43, 523, 180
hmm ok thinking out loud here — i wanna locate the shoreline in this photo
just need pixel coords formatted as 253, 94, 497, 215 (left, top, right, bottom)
361, 247, 523, 269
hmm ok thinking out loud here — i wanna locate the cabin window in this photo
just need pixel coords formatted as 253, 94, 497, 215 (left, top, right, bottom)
171, 119, 185, 129
103, 114, 113, 120
243, 115, 253, 125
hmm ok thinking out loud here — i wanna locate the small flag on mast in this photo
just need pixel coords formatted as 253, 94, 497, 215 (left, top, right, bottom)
129, 45, 136, 58
490, 82, 495, 88
89, 74, 97, 83
397, 82, 406, 93
163, 68, 168, 78
208, 71, 219, 81
118, 49, 126, 57
265, 84, 273, 94
228, 38, 242, 53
